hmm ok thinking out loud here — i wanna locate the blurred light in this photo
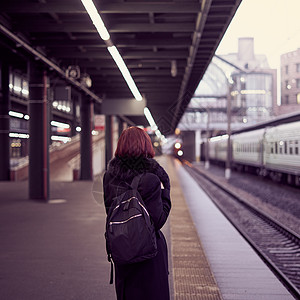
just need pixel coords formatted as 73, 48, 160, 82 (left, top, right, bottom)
177, 150, 183, 156
279, 140, 284, 146
175, 128, 181, 135
13, 86, 22, 93
107, 46, 142, 101
51, 136, 71, 143
242, 117, 247, 123
174, 142, 181, 149
9, 133, 29, 139
171, 60, 177, 77
76, 126, 82, 132
51, 121, 70, 129
153, 142, 159, 147
80, 0, 110, 40
53, 101, 58, 107
144, 107, 156, 128
92, 130, 99, 135
155, 129, 162, 138
241, 90, 266, 95
9, 111, 24, 118
22, 89, 29, 96
210, 134, 228, 142
24, 114, 30, 120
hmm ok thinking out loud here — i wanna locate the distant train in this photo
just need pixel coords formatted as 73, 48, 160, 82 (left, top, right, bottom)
207, 121, 300, 186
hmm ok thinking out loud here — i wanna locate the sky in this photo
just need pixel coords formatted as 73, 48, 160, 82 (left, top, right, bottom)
216, 0, 300, 70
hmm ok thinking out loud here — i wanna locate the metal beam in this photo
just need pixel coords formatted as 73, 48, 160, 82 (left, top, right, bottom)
52, 50, 188, 59
0, 23, 102, 103
0, 2, 202, 14
18, 22, 195, 33
32, 37, 191, 48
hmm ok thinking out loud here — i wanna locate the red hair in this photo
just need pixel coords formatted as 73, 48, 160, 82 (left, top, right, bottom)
115, 127, 155, 158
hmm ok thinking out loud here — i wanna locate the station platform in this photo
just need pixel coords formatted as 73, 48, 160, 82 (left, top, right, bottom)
0, 156, 294, 300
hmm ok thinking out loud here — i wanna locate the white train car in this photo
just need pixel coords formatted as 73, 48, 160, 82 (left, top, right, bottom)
208, 135, 228, 162
231, 129, 265, 168
264, 121, 300, 177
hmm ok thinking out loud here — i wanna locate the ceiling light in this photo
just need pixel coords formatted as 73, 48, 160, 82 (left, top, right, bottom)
80, 0, 110, 41
108, 46, 143, 101
9, 111, 24, 118
144, 107, 156, 128
51, 121, 70, 129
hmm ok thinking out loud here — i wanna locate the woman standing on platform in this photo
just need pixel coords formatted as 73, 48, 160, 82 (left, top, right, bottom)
103, 126, 171, 300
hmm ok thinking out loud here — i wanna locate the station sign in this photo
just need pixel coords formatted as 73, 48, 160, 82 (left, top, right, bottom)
102, 98, 146, 116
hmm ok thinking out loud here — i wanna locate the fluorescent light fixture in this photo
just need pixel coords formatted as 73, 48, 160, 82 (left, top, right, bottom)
155, 130, 162, 138
24, 115, 30, 120
76, 126, 82, 132
9, 111, 24, 118
144, 107, 157, 129
108, 46, 143, 101
81, 0, 143, 101
51, 136, 71, 143
210, 134, 228, 142
9, 133, 29, 139
51, 121, 70, 129
80, 0, 110, 40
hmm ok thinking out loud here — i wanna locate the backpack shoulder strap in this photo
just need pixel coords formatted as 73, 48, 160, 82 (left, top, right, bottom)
130, 173, 143, 190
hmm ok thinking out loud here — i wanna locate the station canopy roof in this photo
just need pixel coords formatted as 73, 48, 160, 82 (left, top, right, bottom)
0, 0, 241, 136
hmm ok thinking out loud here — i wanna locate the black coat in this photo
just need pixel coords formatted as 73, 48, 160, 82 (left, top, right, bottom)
103, 156, 172, 300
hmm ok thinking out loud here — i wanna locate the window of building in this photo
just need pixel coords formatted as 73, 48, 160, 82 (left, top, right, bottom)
285, 80, 289, 89
285, 95, 289, 104
297, 79, 300, 89
297, 63, 300, 73
285, 65, 289, 74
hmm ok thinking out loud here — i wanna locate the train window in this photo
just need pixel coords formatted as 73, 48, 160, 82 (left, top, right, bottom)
295, 141, 299, 155
270, 142, 274, 154
289, 141, 293, 155
284, 141, 288, 154
275, 142, 278, 154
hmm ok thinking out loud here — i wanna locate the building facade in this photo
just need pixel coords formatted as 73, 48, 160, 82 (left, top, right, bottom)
178, 37, 277, 133
220, 38, 277, 124
280, 49, 300, 115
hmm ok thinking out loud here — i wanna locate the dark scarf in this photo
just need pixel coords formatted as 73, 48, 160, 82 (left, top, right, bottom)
106, 156, 165, 181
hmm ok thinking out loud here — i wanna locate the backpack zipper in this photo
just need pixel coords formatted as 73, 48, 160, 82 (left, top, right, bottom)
112, 196, 137, 212
109, 213, 143, 232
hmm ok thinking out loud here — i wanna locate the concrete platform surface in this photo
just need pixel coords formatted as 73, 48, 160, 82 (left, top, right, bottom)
176, 162, 295, 300
0, 180, 116, 300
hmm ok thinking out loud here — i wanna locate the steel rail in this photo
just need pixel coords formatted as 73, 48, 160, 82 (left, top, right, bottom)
182, 160, 300, 300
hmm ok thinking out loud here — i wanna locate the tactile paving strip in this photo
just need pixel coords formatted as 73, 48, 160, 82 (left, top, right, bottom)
168, 159, 223, 300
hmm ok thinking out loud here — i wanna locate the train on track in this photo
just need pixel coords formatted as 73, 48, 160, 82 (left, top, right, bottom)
207, 120, 300, 186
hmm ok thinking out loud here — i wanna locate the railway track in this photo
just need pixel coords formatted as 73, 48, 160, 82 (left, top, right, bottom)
182, 161, 300, 299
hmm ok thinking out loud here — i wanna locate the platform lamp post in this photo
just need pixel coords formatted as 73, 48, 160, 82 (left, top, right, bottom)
205, 107, 210, 169
225, 80, 233, 180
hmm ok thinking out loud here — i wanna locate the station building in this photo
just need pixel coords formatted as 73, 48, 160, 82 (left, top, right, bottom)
280, 48, 300, 115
